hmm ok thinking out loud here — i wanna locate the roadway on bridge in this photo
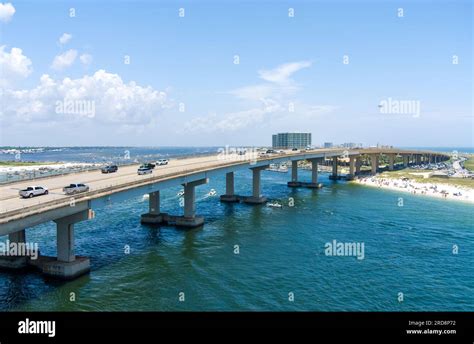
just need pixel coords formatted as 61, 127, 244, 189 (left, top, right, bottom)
0, 154, 247, 214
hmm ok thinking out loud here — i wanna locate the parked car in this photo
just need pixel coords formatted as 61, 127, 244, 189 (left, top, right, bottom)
156, 159, 169, 166
138, 166, 153, 175
19, 186, 48, 198
101, 165, 118, 173
292, 147, 299, 151
63, 183, 89, 195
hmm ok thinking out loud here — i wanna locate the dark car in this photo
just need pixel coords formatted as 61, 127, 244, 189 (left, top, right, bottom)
101, 165, 118, 173
141, 163, 155, 169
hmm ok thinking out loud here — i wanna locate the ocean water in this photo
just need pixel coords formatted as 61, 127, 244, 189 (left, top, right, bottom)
0, 146, 221, 164
0, 169, 473, 311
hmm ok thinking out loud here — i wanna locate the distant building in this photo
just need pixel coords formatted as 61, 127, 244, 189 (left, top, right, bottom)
272, 133, 312, 149
342, 142, 362, 149
324, 142, 333, 149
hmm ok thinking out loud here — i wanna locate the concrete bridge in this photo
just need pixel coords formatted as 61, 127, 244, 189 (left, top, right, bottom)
0, 148, 448, 279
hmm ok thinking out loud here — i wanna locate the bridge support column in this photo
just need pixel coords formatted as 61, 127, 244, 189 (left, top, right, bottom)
355, 157, 362, 175
403, 155, 409, 168
329, 156, 339, 180
176, 179, 208, 227
309, 158, 322, 187
220, 172, 239, 202
287, 161, 300, 187
388, 154, 395, 171
38, 210, 92, 279
0, 230, 29, 269
141, 191, 167, 224
244, 166, 268, 204
416, 155, 421, 165
347, 156, 356, 180
370, 154, 379, 175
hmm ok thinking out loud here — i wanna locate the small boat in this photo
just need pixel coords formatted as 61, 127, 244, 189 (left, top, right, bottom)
206, 189, 217, 197
267, 202, 282, 208
177, 190, 184, 197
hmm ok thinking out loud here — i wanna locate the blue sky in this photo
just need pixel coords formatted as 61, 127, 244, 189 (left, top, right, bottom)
0, 0, 472, 147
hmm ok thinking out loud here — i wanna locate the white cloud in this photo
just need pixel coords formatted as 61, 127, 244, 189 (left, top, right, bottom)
1, 70, 169, 125
58, 33, 72, 45
79, 53, 93, 66
0, 46, 33, 86
51, 49, 77, 70
0, 2, 15, 23
258, 61, 311, 84
184, 61, 337, 133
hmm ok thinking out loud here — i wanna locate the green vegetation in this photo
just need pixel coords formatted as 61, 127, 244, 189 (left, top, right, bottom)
378, 169, 474, 188
0, 161, 58, 167
463, 156, 474, 172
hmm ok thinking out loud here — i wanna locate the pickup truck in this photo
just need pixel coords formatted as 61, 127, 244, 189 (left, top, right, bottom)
63, 183, 89, 195
19, 186, 48, 198
101, 165, 118, 173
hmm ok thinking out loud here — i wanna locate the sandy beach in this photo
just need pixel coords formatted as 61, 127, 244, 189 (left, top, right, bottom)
354, 176, 474, 203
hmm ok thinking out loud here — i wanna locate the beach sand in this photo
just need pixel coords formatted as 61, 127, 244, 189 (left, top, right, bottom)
354, 176, 474, 203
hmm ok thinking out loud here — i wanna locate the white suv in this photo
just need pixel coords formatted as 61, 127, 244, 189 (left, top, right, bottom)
156, 159, 169, 166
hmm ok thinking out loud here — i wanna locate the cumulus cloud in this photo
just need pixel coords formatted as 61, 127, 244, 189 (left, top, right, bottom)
79, 53, 93, 66
0, 2, 15, 23
51, 49, 77, 70
0, 46, 33, 86
1, 69, 169, 125
58, 33, 72, 45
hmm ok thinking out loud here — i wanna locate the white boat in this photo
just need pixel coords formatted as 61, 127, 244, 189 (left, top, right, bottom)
266, 164, 288, 173
177, 190, 185, 197
206, 188, 217, 197
267, 202, 282, 208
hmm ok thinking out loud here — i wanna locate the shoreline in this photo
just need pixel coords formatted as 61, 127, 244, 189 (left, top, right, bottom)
353, 175, 474, 204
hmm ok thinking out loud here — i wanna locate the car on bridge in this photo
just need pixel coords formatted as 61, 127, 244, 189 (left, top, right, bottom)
101, 165, 118, 173
19, 186, 49, 198
63, 183, 90, 195
156, 159, 169, 166
138, 166, 153, 175
141, 162, 156, 169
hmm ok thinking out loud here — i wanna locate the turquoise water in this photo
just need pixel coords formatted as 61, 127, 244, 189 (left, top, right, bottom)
1, 170, 473, 311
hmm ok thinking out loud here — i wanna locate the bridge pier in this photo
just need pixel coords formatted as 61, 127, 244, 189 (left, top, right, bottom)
220, 172, 239, 202
141, 191, 167, 224
308, 158, 322, 187
388, 154, 395, 171
329, 156, 340, 180
244, 166, 268, 204
347, 156, 356, 180
403, 155, 409, 168
370, 154, 379, 174
287, 161, 300, 187
355, 156, 362, 175
36, 210, 92, 280
0, 230, 29, 269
